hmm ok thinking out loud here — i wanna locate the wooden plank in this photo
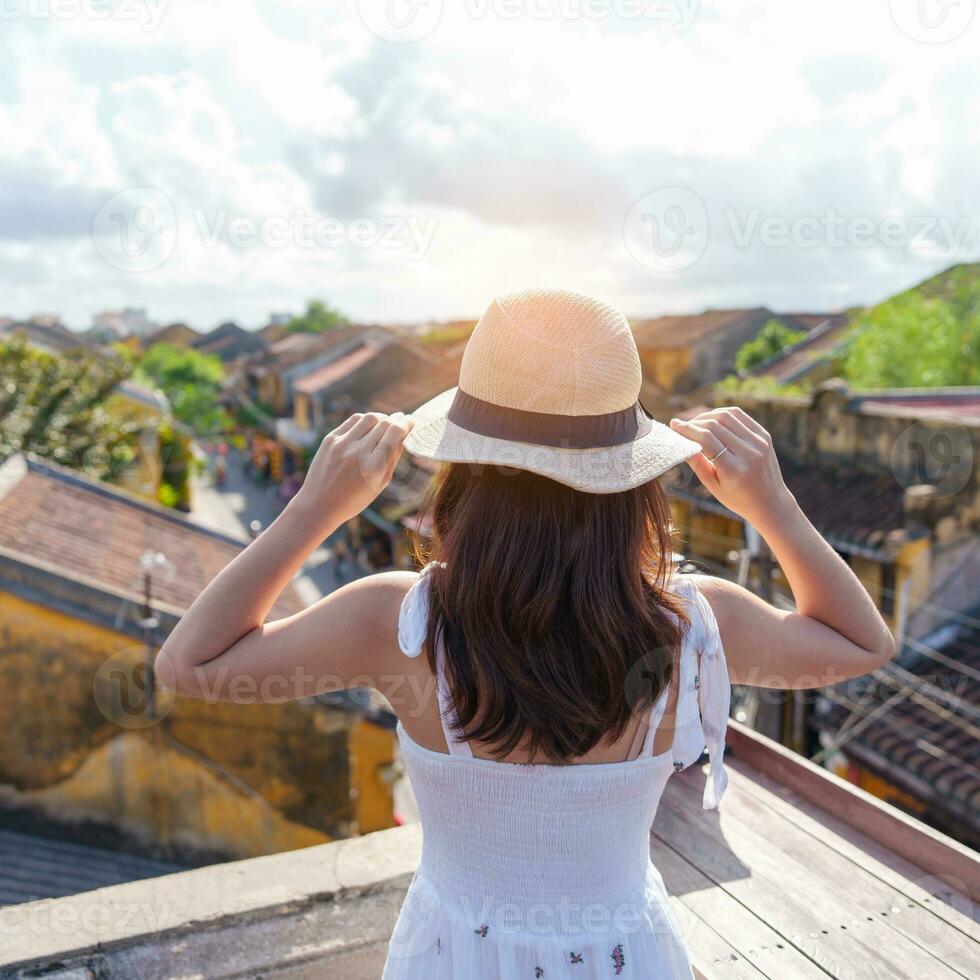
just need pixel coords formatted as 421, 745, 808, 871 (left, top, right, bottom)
679, 765, 980, 978
655, 776, 964, 979
653, 837, 831, 979
665, 887, 770, 980
725, 722, 980, 898
727, 755, 979, 940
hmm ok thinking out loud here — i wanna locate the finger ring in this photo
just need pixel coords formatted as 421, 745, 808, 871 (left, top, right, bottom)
708, 446, 729, 463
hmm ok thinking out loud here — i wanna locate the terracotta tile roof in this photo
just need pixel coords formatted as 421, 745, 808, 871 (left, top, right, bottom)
0, 828, 186, 906
293, 342, 382, 396
780, 311, 845, 330
753, 314, 850, 382
192, 323, 268, 362
857, 390, 980, 423
673, 458, 908, 555
631, 308, 772, 350
370, 343, 464, 414
273, 326, 376, 373
0, 321, 101, 356
0, 456, 303, 617
816, 619, 980, 844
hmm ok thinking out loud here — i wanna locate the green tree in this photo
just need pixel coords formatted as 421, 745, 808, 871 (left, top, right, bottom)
0, 333, 142, 479
841, 293, 980, 388
735, 319, 807, 373
137, 343, 231, 436
286, 299, 350, 334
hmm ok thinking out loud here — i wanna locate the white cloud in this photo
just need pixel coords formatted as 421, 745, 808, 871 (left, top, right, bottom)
0, 0, 978, 327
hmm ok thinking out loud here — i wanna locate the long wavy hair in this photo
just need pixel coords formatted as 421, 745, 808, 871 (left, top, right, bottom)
414, 464, 687, 763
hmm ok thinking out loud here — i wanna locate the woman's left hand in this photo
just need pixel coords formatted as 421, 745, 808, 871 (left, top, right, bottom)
295, 412, 415, 528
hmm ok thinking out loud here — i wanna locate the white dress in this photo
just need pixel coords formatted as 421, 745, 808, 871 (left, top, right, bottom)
383, 565, 732, 980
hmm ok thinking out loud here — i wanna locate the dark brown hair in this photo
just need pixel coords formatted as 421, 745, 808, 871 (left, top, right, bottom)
414, 464, 687, 763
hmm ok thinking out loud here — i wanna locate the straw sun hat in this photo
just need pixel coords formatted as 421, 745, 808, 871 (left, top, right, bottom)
404, 288, 702, 493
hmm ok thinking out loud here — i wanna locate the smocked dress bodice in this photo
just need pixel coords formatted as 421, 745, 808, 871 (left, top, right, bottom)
383, 566, 732, 980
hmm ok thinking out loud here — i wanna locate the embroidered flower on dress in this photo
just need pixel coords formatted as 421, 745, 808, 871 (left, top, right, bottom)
569, 951, 584, 964
474, 924, 489, 938
436, 937, 442, 954
535, 969, 545, 978
611, 943, 626, 975
673, 760, 685, 772
694, 673, 700, 690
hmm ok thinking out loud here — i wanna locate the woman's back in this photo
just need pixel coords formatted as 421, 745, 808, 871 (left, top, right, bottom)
383, 567, 730, 979
158, 288, 895, 980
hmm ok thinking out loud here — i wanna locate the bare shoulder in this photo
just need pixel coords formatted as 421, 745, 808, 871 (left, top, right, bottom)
683, 572, 767, 635
339, 568, 419, 604
329, 569, 419, 633
326, 569, 419, 654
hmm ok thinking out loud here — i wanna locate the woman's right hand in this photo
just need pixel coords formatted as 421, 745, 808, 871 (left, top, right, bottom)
669, 407, 795, 532
294, 412, 415, 529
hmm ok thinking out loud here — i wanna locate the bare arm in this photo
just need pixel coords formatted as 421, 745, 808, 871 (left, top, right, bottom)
670, 408, 895, 688
154, 412, 415, 701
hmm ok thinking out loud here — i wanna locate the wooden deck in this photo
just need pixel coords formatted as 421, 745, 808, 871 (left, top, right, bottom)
654, 723, 979, 979
4, 723, 977, 978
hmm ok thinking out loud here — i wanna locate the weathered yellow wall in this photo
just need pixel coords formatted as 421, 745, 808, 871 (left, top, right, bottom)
639, 348, 692, 393
670, 499, 744, 566
895, 537, 932, 628
0, 590, 395, 860
349, 718, 396, 834
295, 393, 312, 430
19, 733, 329, 859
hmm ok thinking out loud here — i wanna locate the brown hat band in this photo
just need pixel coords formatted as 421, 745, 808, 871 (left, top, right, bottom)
447, 389, 653, 450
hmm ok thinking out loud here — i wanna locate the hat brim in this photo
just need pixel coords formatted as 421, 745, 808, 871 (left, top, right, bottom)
403, 388, 703, 494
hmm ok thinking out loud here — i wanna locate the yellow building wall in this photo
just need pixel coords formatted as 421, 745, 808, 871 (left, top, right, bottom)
295, 393, 312, 430
639, 347, 692, 393
670, 498, 744, 566
895, 537, 932, 630
0, 589, 395, 859
349, 718, 397, 834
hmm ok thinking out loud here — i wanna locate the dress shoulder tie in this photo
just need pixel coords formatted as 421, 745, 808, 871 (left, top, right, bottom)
673, 575, 732, 809
397, 561, 443, 658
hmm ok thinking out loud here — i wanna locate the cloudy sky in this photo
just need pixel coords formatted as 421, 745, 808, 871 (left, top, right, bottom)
2, 0, 978, 330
